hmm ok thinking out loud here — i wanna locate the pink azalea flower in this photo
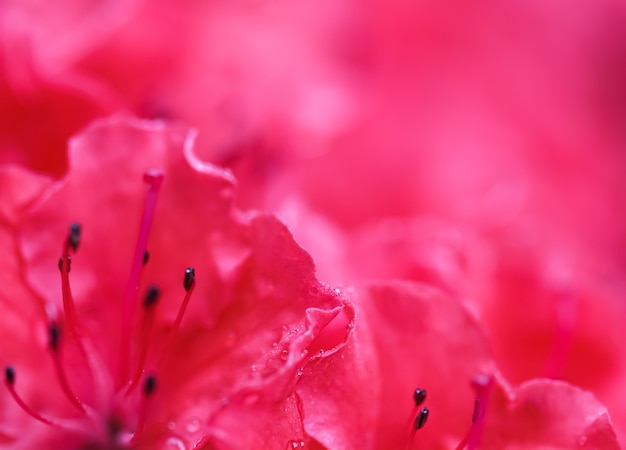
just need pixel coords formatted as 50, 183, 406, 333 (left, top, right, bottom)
1, 1, 624, 448
1, 116, 622, 449
0, 116, 353, 448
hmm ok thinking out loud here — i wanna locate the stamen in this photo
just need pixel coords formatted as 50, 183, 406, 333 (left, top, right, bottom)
59, 227, 82, 341
183, 267, 195, 292
118, 171, 164, 387
58, 223, 111, 411
130, 374, 157, 444
4, 366, 57, 427
66, 222, 82, 254
175, 268, 196, 331
157, 268, 196, 370
127, 285, 161, 393
455, 374, 494, 450
48, 322, 86, 413
407, 388, 429, 449
413, 388, 427, 407
59, 223, 89, 345
414, 407, 429, 430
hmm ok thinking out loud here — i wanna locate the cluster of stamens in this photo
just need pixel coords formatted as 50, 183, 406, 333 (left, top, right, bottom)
2, 171, 197, 448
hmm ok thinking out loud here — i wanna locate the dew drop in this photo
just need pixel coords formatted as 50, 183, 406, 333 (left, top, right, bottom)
280, 349, 289, 361
186, 417, 200, 434
578, 435, 588, 446
160, 436, 186, 450
167, 421, 176, 431
286, 440, 305, 449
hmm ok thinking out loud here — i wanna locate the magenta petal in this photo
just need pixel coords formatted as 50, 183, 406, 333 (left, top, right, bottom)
298, 281, 495, 449
484, 376, 621, 449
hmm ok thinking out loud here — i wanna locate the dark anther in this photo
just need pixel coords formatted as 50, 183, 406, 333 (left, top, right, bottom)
183, 267, 196, 292
415, 407, 429, 430
48, 322, 61, 351
413, 388, 427, 407
58, 256, 71, 272
4, 366, 15, 386
67, 223, 82, 253
143, 374, 157, 396
143, 285, 161, 308
142, 250, 150, 266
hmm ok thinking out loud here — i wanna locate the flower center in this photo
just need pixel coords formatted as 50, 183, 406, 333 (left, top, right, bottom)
3, 170, 197, 448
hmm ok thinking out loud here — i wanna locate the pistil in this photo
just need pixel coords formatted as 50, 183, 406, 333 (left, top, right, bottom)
118, 170, 164, 388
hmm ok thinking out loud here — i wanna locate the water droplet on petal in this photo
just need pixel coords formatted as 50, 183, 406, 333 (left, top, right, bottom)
161, 436, 186, 450
186, 417, 200, 433
280, 349, 289, 361
167, 421, 176, 431
578, 435, 588, 446
286, 440, 305, 449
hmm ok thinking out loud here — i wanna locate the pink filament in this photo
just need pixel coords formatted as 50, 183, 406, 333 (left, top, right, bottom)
5, 380, 57, 427
59, 254, 96, 386
158, 278, 196, 370
126, 305, 157, 394
50, 347, 86, 413
456, 374, 493, 450
118, 171, 164, 387
172, 278, 195, 334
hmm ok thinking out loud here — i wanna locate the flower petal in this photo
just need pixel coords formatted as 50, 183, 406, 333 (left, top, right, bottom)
298, 281, 495, 449
15, 115, 347, 447
483, 376, 621, 449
